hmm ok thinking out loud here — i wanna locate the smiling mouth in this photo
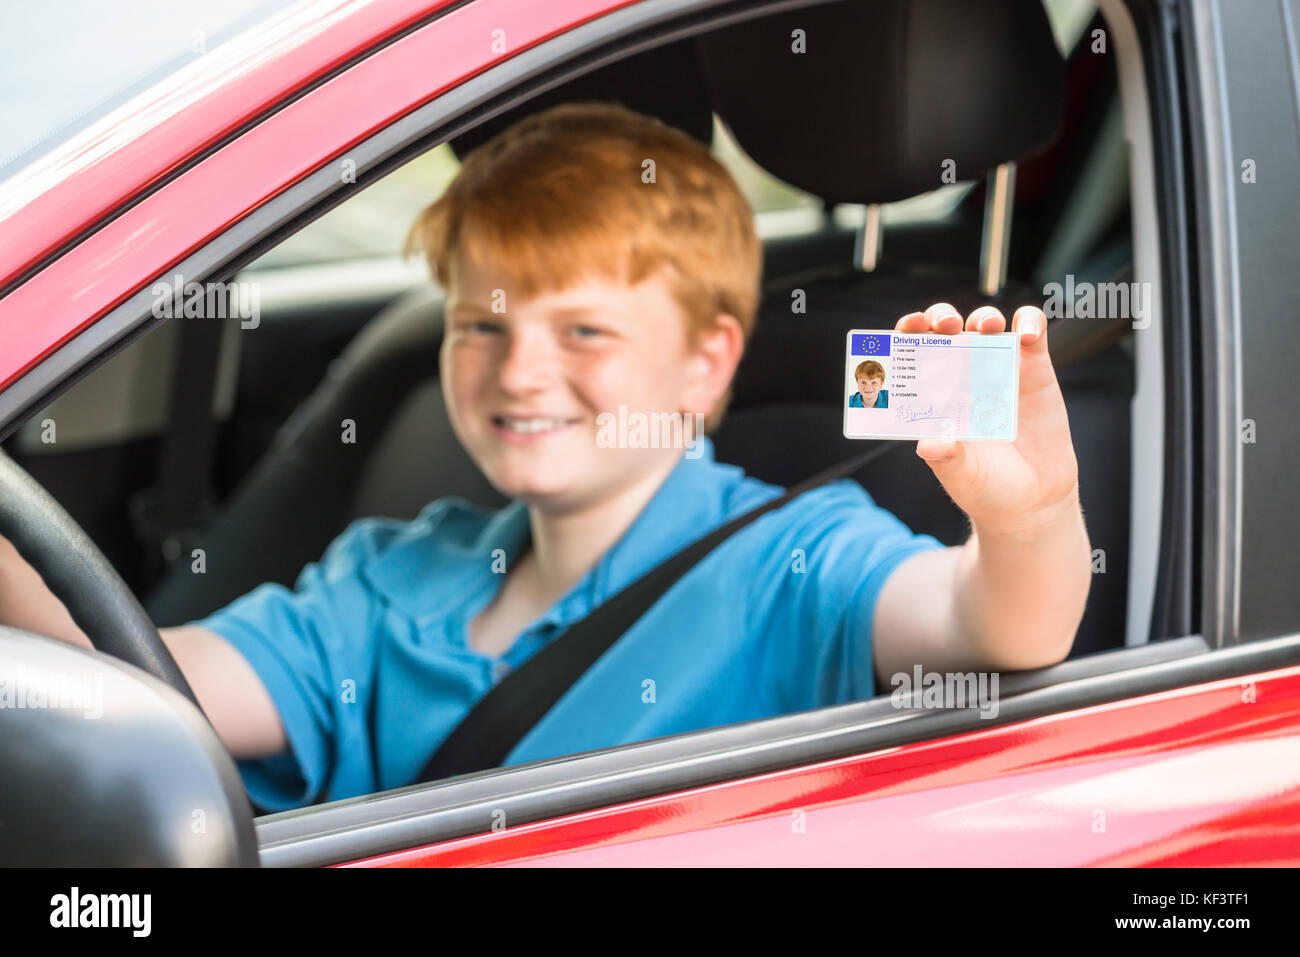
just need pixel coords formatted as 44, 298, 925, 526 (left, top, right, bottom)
492, 415, 580, 435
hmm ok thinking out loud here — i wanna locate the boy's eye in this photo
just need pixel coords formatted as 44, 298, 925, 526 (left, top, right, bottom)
570, 324, 606, 339
462, 318, 502, 334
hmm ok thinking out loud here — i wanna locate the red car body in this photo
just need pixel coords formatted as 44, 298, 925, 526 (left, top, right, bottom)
349, 667, 1300, 867
2, 0, 1297, 867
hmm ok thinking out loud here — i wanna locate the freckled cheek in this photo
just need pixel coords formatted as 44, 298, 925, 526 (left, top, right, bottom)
568, 352, 679, 413
442, 344, 493, 412
562, 355, 622, 414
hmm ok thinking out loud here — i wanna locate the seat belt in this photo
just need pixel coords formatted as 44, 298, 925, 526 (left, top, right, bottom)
130, 306, 228, 581
416, 441, 897, 783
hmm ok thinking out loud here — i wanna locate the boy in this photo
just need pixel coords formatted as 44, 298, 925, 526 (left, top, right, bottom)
0, 103, 1090, 811
849, 359, 889, 408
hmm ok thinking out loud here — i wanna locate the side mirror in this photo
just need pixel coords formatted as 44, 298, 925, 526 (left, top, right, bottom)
0, 626, 259, 866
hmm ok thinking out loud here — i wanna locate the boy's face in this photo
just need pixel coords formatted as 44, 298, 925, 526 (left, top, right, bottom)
441, 250, 735, 513
857, 375, 885, 407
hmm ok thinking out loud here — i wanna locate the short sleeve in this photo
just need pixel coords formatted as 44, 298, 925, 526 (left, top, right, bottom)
755, 479, 945, 711
189, 517, 400, 812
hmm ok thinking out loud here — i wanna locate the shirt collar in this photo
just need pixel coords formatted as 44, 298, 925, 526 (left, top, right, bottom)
362, 437, 737, 631
541, 436, 734, 628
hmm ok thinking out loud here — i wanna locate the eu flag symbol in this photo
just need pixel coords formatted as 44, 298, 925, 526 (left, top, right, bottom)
851, 333, 891, 356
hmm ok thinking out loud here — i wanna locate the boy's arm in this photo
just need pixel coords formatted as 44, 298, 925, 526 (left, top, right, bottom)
870, 303, 1092, 687
0, 534, 288, 760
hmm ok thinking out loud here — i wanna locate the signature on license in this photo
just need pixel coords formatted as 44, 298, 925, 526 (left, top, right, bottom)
895, 402, 951, 424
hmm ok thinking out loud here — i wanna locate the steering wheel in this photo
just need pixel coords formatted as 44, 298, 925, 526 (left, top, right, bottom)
0, 448, 203, 713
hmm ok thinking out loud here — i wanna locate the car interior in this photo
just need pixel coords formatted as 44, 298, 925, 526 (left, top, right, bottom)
2, 0, 1143, 740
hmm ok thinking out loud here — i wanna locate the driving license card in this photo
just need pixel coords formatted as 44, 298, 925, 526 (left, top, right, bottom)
843, 330, 1019, 441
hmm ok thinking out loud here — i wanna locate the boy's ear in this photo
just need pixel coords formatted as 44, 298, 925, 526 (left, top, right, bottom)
681, 313, 745, 419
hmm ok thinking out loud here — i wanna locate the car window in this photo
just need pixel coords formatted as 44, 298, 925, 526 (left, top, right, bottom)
236, 0, 1108, 273
245, 113, 987, 270
0, 0, 1146, 819
248, 145, 462, 271
0, 0, 300, 183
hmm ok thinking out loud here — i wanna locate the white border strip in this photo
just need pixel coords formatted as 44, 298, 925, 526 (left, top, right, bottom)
1098, 0, 1165, 647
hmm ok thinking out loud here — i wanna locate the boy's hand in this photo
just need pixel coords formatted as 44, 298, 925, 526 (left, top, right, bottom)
874, 302, 1088, 678
895, 303, 1080, 537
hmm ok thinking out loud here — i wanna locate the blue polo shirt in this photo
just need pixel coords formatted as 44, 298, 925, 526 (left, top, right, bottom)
192, 438, 943, 811
849, 390, 889, 408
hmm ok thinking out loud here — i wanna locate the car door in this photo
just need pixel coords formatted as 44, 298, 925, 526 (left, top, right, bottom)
3, 0, 1298, 869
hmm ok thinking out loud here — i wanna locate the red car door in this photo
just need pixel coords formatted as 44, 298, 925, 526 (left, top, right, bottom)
3, 0, 1299, 870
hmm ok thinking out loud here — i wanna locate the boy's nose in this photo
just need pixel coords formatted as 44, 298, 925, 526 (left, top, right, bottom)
496, 331, 558, 395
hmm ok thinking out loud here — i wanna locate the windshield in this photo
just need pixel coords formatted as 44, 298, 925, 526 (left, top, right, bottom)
0, 0, 300, 181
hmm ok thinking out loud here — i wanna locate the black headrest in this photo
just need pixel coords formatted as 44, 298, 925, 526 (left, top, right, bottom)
696, 0, 1066, 204
450, 37, 714, 158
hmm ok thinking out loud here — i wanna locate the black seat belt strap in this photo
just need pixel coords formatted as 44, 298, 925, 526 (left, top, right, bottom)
416, 441, 896, 783
130, 307, 227, 579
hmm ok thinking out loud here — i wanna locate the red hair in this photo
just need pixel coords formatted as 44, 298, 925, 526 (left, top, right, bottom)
405, 102, 762, 430
855, 360, 886, 382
